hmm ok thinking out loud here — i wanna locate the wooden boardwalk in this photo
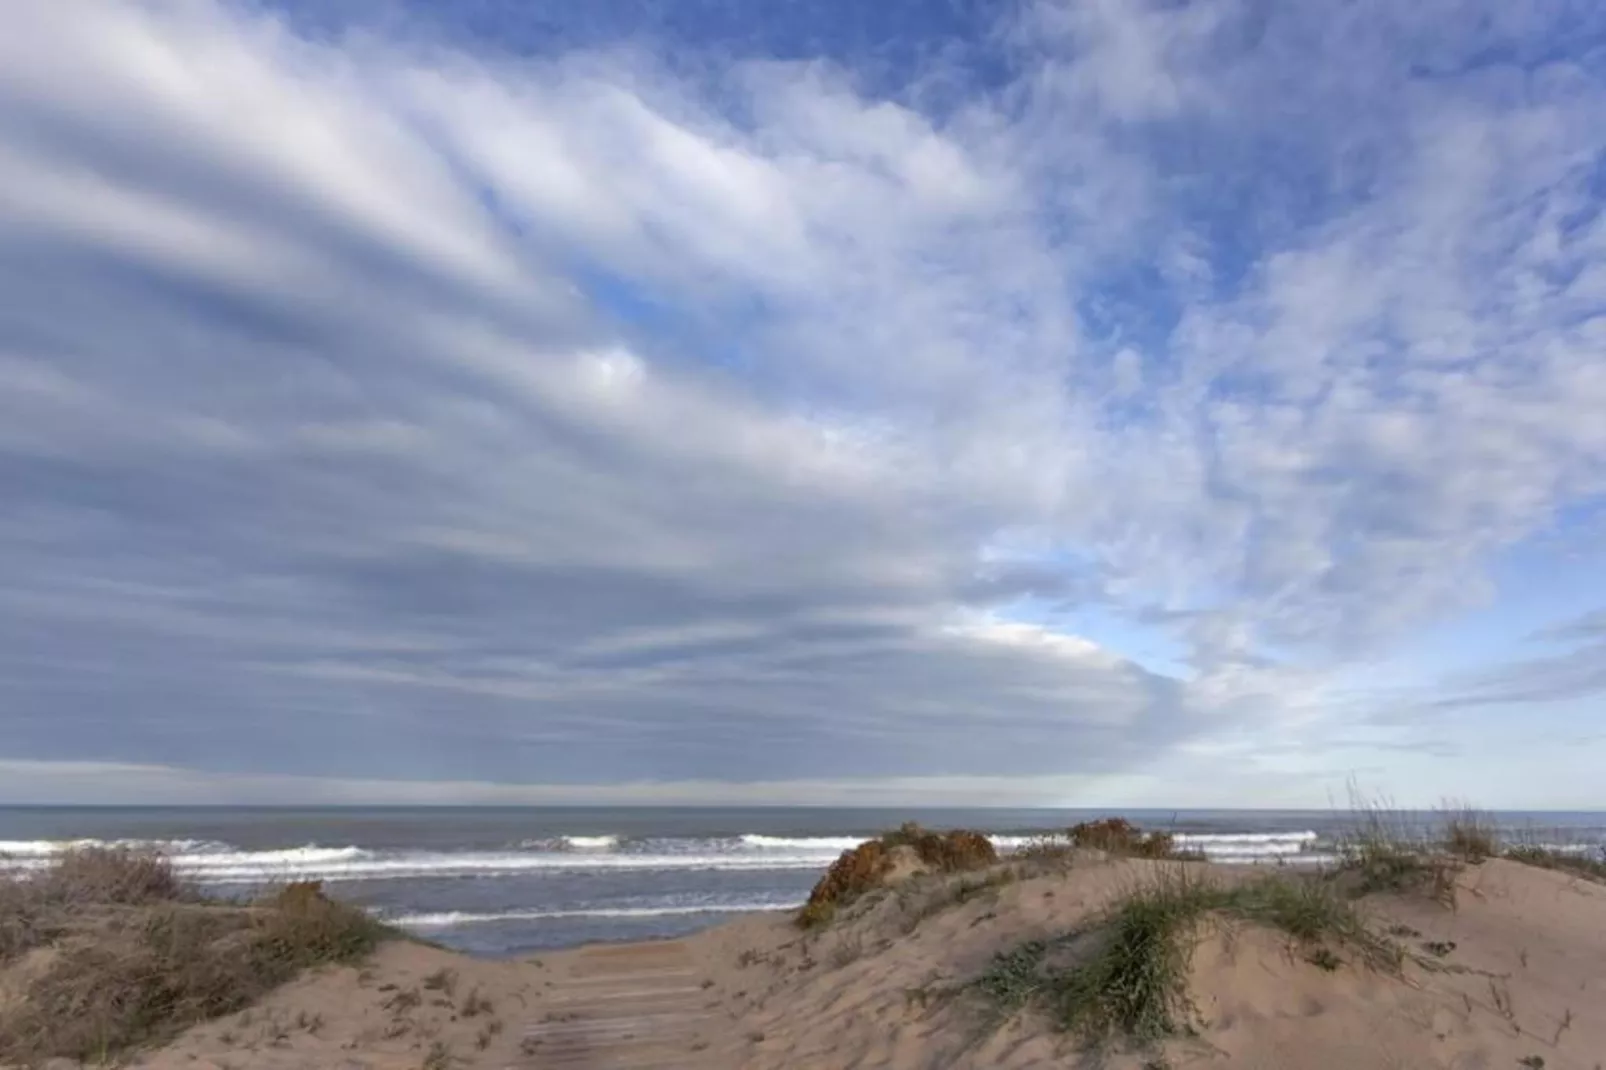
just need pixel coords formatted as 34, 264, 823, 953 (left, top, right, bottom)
518, 940, 736, 1069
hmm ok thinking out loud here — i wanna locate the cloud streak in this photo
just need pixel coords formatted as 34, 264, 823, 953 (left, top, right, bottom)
1, 0, 1603, 801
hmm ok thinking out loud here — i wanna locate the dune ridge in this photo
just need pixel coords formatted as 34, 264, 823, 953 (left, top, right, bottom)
3, 818, 1604, 1069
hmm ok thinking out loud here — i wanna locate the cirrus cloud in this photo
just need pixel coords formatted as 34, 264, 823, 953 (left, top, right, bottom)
1, 0, 1603, 803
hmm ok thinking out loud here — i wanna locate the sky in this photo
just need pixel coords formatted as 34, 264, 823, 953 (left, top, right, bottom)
1, 0, 1605, 809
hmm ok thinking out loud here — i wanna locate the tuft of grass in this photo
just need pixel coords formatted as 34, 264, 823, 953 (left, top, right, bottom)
385, 987, 423, 1013
974, 938, 1053, 1014
1442, 805, 1499, 862
475, 1018, 505, 1050
1504, 845, 1606, 884
252, 881, 394, 965
40, 846, 190, 905
421, 966, 458, 995
1049, 876, 1203, 1043
1306, 948, 1342, 972
1227, 873, 1401, 971
973, 869, 1399, 1050
2, 847, 190, 963
0, 865, 395, 1066
796, 823, 1000, 928
461, 987, 494, 1018
0, 880, 51, 963
1328, 798, 1461, 907
829, 933, 865, 969
1337, 842, 1460, 906
898, 868, 1019, 934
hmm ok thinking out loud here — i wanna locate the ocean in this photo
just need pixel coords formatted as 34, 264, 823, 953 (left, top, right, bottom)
3, 807, 1602, 957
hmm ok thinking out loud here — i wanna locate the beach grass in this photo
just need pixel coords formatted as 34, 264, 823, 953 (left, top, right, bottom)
0, 847, 398, 1065
975, 866, 1400, 1050
1503, 845, 1606, 883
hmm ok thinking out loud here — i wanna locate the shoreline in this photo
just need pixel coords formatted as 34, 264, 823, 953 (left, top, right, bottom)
5, 821, 1606, 1068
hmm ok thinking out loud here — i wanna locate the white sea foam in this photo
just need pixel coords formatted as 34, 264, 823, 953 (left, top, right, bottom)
742, 833, 1045, 853
1173, 832, 1320, 858
516, 835, 621, 851
17, 828, 1588, 884
0, 840, 848, 882
1173, 832, 1320, 846
0, 838, 219, 858
390, 902, 799, 928
738, 835, 868, 852
561, 835, 619, 850
739, 830, 1330, 860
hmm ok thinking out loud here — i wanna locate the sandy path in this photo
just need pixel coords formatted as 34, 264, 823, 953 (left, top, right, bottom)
519, 939, 731, 1068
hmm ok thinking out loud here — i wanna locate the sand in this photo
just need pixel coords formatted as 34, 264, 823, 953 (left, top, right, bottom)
28, 856, 1606, 1069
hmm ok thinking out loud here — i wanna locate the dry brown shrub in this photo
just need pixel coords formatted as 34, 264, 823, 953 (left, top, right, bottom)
797, 824, 1000, 928
1068, 818, 1180, 859
798, 840, 893, 928
0, 907, 263, 1063
901, 827, 999, 872
0, 867, 393, 1064
0, 880, 52, 962
38, 846, 188, 905
1442, 807, 1499, 862
251, 881, 391, 968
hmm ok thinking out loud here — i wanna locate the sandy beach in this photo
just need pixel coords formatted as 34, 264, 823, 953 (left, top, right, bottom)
11, 843, 1600, 1070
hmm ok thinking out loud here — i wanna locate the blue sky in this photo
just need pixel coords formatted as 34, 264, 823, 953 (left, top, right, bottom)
1, 0, 1604, 808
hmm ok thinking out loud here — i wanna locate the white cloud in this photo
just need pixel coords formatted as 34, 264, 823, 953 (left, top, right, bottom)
0, 0, 1603, 797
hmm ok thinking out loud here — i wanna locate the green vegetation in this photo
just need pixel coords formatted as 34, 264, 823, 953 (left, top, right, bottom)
1332, 834, 1461, 906
0, 848, 397, 1065
1326, 799, 1463, 906
895, 867, 1020, 934
974, 869, 1399, 1051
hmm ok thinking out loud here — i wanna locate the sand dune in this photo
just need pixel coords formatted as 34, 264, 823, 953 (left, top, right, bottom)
29, 853, 1592, 1070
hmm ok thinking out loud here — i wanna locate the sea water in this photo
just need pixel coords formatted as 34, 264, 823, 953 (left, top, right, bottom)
3, 806, 1601, 956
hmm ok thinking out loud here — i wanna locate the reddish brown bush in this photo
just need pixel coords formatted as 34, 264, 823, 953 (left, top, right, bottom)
798, 840, 893, 928
1068, 818, 1180, 859
797, 824, 1000, 928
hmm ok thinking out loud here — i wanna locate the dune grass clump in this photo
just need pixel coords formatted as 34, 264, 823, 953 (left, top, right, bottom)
1226, 873, 1401, 972
797, 823, 1000, 929
0, 880, 49, 964
973, 869, 1398, 1051
1336, 836, 1459, 904
1441, 806, 1500, 862
0, 851, 397, 1066
39, 845, 191, 905
1328, 799, 1461, 907
251, 880, 394, 968
1068, 818, 1193, 860
2, 846, 194, 963
1504, 846, 1606, 884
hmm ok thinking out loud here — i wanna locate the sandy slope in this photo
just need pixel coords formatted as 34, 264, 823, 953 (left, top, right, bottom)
101, 857, 1606, 1069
